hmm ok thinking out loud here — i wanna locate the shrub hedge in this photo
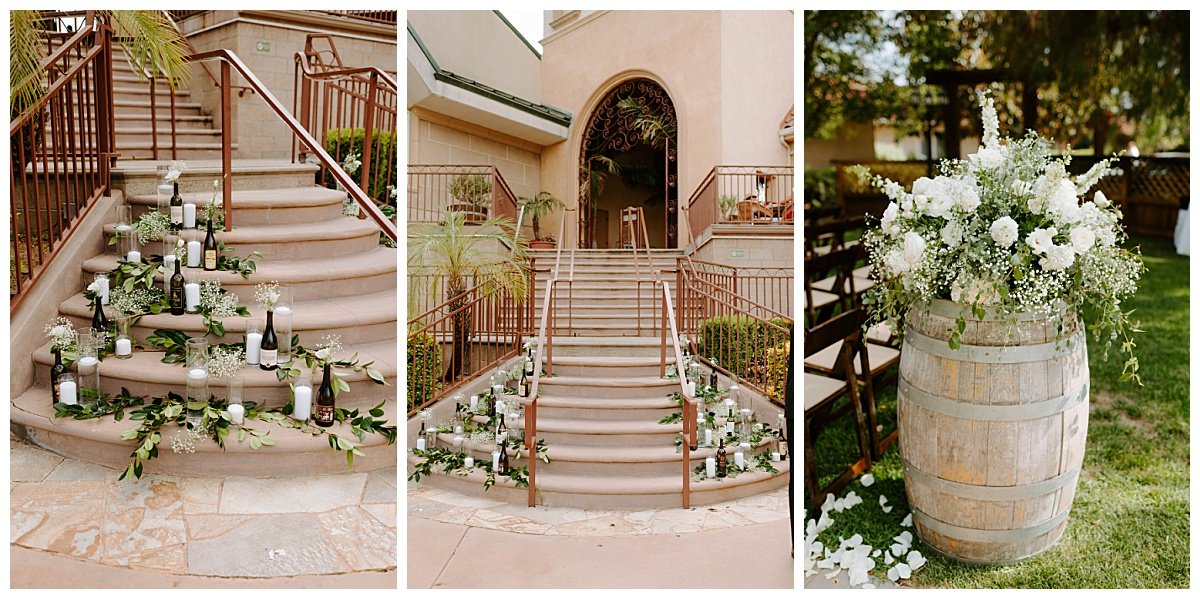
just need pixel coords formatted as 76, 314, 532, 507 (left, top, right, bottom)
323, 128, 397, 206
407, 331, 442, 411
697, 315, 790, 399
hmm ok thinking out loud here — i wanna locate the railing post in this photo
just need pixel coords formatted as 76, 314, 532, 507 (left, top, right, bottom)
220, 61, 233, 231
660, 284, 667, 378
359, 70, 378, 208
95, 25, 113, 185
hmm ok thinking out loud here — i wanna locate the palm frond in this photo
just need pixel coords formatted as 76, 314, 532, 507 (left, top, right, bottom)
617, 97, 675, 149
10, 10, 47, 117
407, 209, 531, 306
105, 10, 191, 90
579, 154, 621, 202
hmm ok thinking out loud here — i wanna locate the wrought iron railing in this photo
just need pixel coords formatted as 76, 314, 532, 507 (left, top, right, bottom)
686, 165, 794, 235
407, 165, 520, 224
10, 20, 114, 311
683, 259, 793, 320
316, 10, 398, 25
293, 34, 398, 213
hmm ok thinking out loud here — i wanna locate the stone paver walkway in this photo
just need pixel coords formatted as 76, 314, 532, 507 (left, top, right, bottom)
11, 439, 396, 585
408, 483, 793, 588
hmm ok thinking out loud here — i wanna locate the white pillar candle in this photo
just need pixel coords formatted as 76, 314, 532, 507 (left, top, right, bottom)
469, 394, 478, 411
184, 282, 200, 312
771, 451, 782, 462
741, 408, 752, 420
704, 428, 712, 446
734, 451, 745, 469
416, 437, 426, 451
464, 456, 474, 469
491, 451, 500, 472
59, 381, 78, 405
97, 277, 109, 305
293, 386, 312, 420
162, 255, 175, 294
245, 332, 262, 365
228, 403, 245, 424
115, 224, 133, 233
115, 338, 132, 357
126, 250, 141, 263
183, 203, 196, 228
685, 381, 696, 397
454, 424, 464, 435
186, 241, 201, 267
740, 442, 752, 454
706, 457, 716, 479
187, 367, 207, 380
78, 356, 98, 368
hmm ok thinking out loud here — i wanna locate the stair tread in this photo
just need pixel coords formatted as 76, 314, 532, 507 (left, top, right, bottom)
14, 386, 397, 454
535, 395, 678, 409
548, 356, 676, 367
102, 216, 380, 244
59, 288, 398, 335
521, 417, 680, 435
82, 246, 396, 284
126, 186, 347, 208
438, 436, 770, 462
539, 375, 673, 387
114, 159, 319, 176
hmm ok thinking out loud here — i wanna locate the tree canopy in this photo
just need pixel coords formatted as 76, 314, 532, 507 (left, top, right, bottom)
805, 10, 1189, 153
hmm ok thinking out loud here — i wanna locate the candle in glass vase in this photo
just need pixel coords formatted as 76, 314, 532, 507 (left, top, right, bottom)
706, 457, 716, 479
187, 367, 207, 380
685, 380, 696, 397
115, 223, 133, 233
127, 250, 141, 263
293, 385, 313, 421
115, 338, 132, 357
162, 255, 176, 294
469, 394, 478, 411
96, 275, 109, 305
184, 282, 200, 312
734, 450, 745, 469
491, 450, 500, 472
183, 203, 196, 228
454, 424, 464, 435
704, 426, 713, 446
59, 379, 78, 405
464, 455, 474, 469
771, 451, 782, 462
186, 240, 201, 267
245, 332, 262, 365
228, 403, 245, 425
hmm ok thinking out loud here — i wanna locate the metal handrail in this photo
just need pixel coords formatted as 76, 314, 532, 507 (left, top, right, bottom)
657, 279, 698, 508
185, 48, 397, 241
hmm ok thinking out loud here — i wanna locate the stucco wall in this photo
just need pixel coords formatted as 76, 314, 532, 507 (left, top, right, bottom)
182, 12, 397, 160
538, 10, 794, 247
408, 11, 542, 104
803, 122, 876, 169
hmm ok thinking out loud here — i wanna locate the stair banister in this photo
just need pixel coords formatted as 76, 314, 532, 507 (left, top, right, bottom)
183, 49, 397, 241
657, 279, 698, 508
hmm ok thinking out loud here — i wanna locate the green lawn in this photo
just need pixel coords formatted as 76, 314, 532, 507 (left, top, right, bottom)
805, 235, 1190, 588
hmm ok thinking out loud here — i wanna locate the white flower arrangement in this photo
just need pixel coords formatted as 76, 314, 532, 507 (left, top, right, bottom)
174, 239, 187, 262
134, 210, 171, 243
860, 91, 1144, 382
198, 281, 240, 318
204, 179, 224, 229
44, 317, 77, 351
342, 151, 361, 177
163, 160, 187, 183
206, 345, 244, 379
254, 281, 281, 312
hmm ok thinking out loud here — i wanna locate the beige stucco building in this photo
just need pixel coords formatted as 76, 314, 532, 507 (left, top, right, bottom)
407, 10, 793, 252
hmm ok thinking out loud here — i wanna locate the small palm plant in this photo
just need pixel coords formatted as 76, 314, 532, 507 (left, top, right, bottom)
448, 174, 493, 215
519, 191, 563, 244
408, 209, 529, 381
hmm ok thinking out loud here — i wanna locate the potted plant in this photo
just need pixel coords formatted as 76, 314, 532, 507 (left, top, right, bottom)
519, 191, 564, 248
719, 194, 738, 221
448, 174, 492, 223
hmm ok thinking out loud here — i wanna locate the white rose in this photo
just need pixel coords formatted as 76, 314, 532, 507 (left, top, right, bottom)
1025, 226, 1058, 255
885, 249, 910, 275
881, 202, 900, 236
990, 216, 1019, 247
940, 220, 964, 247
1039, 244, 1076, 271
87, 281, 102, 292
1069, 227, 1096, 254
902, 232, 926, 266
970, 147, 1004, 170
911, 177, 934, 197
1093, 190, 1110, 208
953, 182, 981, 213
924, 177, 955, 219
1048, 179, 1082, 223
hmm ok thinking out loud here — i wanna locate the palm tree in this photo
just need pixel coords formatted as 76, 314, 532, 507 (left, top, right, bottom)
616, 97, 676, 150
408, 209, 529, 381
579, 154, 620, 247
518, 191, 563, 241
11, 10, 192, 116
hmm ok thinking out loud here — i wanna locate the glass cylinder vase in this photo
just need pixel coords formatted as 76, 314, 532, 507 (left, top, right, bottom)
76, 339, 101, 408
274, 285, 295, 362
186, 337, 209, 379
244, 318, 263, 366
292, 373, 313, 422
185, 369, 209, 428
114, 315, 133, 359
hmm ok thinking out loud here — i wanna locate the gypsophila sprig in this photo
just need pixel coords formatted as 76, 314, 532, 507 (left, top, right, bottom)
860, 90, 1144, 384
110, 286, 162, 316
312, 334, 344, 367
255, 281, 281, 311
134, 210, 171, 243
199, 281, 239, 318
206, 346, 244, 379
44, 317, 77, 351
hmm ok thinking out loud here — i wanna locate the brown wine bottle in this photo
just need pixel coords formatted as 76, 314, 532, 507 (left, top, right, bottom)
314, 363, 336, 427
716, 437, 728, 478
202, 218, 218, 271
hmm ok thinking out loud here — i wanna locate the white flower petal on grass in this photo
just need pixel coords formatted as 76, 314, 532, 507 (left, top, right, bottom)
890, 543, 908, 556
821, 493, 836, 513
907, 550, 928, 572
897, 531, 913, 545
872, 549, 881, 558
806, 519, 817, 537
842, 490, 863, 509
884, 551, 895, 565
833, 497, 846, 513
843, 533, 864, 548
879, 493, 893, 513
825, 568, 842, 580
861, 473, 875, 487
816, 510, 833, 532
887, 563, 913, 582
901, 513, 913, 527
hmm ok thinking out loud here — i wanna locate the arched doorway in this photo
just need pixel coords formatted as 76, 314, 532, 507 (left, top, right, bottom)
578, 78, 678, 249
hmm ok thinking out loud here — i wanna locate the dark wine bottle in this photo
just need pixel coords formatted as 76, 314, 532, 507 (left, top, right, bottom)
169, 182, 183, 232
169, 258, 185, 315
716, 437, 728, 478
91, 293, 110, 333
497, 438, 509, 475
495, 413, 507, 446
709, 369, 718, 391
519, 367, 529, 398
50, 348, 65, 405
202, 217, 218, 271
418, 421, 426, 448
524, 357, 534, 377
259, 310, 278, 370
314, 362, 336, 427
487, 389, 496, 419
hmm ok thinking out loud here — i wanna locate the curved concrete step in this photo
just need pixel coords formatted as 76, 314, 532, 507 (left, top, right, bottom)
59, 287, 397, 346
32, 339, 396, 408
523, 416, 680, 446
13, 386, 397, 477
535, 394, 678, 420
114, 159, 320, 196
546, 355, 676, 377
544, 336, 665, 358
158, 218, 382, 261
407, 452, 790, 509
537, 375, 677, 399
81, 246, 396, 302
125, 186, 348, 225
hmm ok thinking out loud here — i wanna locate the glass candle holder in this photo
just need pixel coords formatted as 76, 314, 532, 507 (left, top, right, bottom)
57, 373, 78, 406
228, 376, 244, 406
274, 285, 294, 361
185, 368, 209, 428
244, 318, 263, 366
76, 341, 101, 408
115, 204, 134, 233
292, 373, 313, 421
118, 229, 140, 263
114, 315, 133, 359
186, 337, 209, 378
185, 229, 202, 268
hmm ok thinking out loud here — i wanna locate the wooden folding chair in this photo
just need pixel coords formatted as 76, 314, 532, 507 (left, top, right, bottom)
804, 215, 863, 258
803, 246, 859, 326
808, 243, 875, 296
803, 309, 873, 509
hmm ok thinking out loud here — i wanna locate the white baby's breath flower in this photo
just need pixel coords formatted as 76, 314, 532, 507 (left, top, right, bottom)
1070, 226, 1096, 254
940, 220, 964, 247
207, 345, 244, 379
1039, 244, 1076, 271
970, 147, 1004, 170
254, 281, 281, 311
199, 281, 240, 318
44, 317, 77, 350
1026, 227, 1058, 255
990, 216, 1019, 247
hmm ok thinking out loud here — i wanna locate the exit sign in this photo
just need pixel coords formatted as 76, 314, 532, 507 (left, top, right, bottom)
256, 41, 271, 53
730, 250, 744, 258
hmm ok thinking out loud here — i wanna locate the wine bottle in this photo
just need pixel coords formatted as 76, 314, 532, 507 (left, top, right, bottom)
259, 310, 278, 371
709, 369, 718, 391
519, 367, 529, 398
495, 413, 507, 446
169, 182, 183, 232
497, 438, 509, 475
487, 389, 496, 419
91, 293, 110, 333
202, 217, 218, 271
169, 258, 185, 315
314, 362, 335, 427
417, 422, 427, 450
50, 348, 65, 405
716, 437, 728, 478
524, 357, 534, 377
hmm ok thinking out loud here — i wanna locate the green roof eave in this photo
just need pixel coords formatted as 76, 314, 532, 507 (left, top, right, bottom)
493, 10, 541, 59
408, 20, 571, 128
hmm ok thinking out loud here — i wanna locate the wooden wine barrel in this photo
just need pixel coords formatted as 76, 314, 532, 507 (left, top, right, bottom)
897, 300, 1089, 564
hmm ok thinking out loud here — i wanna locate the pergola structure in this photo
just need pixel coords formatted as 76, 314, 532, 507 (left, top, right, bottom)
925, 68, 1037, 159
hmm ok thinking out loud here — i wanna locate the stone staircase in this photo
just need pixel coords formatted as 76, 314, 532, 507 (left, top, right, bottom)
408, 249, 789, 509
12, 159, 398, 477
